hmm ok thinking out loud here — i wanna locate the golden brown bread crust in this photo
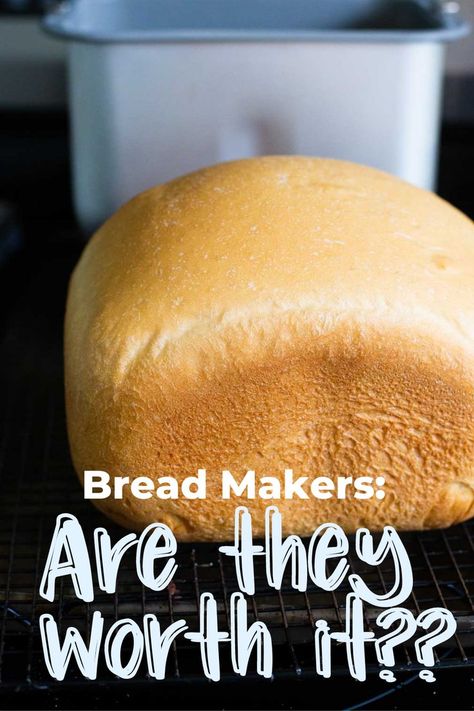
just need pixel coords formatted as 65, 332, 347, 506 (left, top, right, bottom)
65, 156, 474, 540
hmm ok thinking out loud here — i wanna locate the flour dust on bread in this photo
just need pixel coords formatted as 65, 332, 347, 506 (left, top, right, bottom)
65, 156, 474, 540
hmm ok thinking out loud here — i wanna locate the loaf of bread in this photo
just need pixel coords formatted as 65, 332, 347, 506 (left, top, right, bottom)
65, 156, 474, 540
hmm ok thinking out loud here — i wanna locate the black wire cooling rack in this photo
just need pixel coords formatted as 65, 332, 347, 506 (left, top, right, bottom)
0, 249, 473, 701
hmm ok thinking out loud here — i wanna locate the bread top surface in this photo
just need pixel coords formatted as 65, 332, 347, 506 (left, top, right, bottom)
67, 156, 474, 389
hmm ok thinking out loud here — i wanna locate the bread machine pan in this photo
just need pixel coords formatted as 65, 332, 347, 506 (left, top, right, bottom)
43, 0, 469, 233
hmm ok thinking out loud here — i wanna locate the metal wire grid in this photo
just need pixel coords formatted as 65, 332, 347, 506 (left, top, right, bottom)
0, 252, 472, 691
0, 364, 473, 693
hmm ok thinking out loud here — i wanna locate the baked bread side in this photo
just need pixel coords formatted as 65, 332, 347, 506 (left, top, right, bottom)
65, 157, 474, 540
